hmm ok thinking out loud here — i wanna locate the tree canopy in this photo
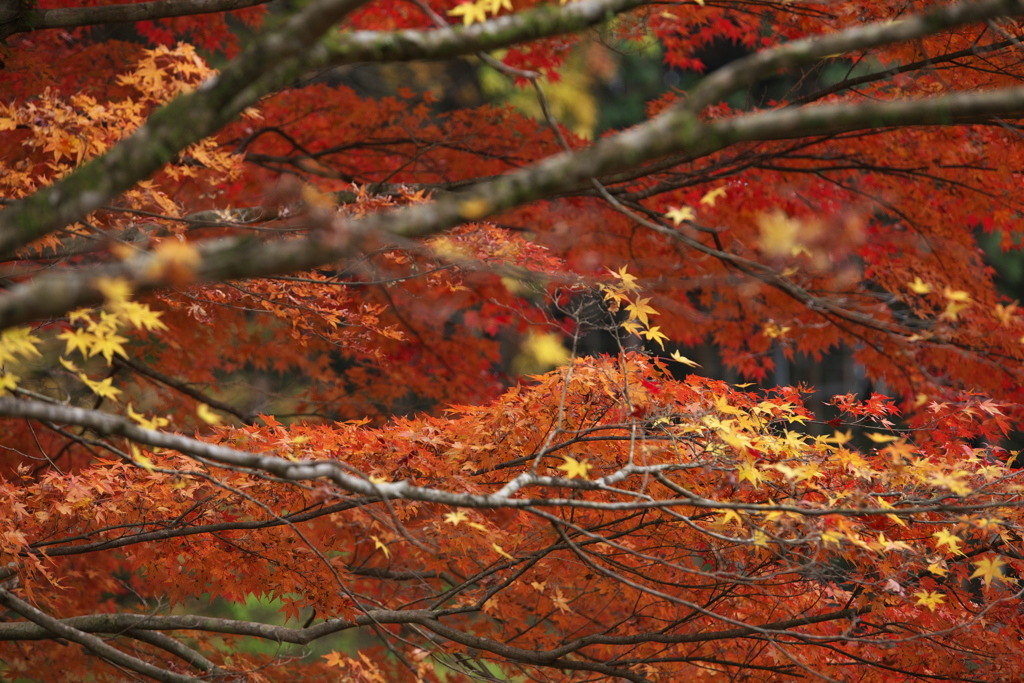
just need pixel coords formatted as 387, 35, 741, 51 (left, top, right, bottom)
4, 0, 1024, 681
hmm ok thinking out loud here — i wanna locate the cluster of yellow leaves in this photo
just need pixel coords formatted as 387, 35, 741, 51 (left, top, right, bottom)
0, 328, 42, 393
448, 0, 512, 25
602, 266, 669, 349
55, 278, 167, 401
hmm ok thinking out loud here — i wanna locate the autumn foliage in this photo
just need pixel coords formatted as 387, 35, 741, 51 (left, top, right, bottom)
5, 0, 1024, 681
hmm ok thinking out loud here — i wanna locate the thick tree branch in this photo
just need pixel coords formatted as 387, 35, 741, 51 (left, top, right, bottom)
0, 395, 1014, 519
0, 0, 270, 40
0, 588, 203, 683
0, 603, 867, 657
0, 0, 646, 257
0, 0, 370, 258
124, 629, 225, 677
0, 85, 1022, 330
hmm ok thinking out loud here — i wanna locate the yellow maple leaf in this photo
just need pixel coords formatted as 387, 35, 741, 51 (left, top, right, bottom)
609, 265, 639, 292
95, 277, 132, 305
699, 186, 726, 206
131, 444, 155, 473
928, 471, 971, 496
665, 206, 696, 224
444, 510, 469, 526
940, 287, 971, 321
491, 543, 515, 560
670, 351, 701, 367
117, 301, 168, 331
758, 211, 800, 257
126, 404, 169, 430
994, 302, 1017, 326
322, 651, 345, 668
913, 590, 945, 611
448, 1, 488, 26
371, 535, 391, 559
825, 430, 853, 445
0, 327, 41, 361
719, 509, 742, 526
147, 239, 202, 286
762, 322, 791, 339
557, 456, 592, 480
907, 277, 932, 295
57, 328, 97, 358
970, 556, 1007, 588
932, 528, 964, 555
520, 332, 570, 369
736, 459, 763, 488
820, 530, 844, 547
78, 374, 121, 400
641, 326, 669, 350
89, 331, 129, 364
625, 297, 659, 327
0, 372, 20, 394
196, 403, 222, 426
865, 432, 899, 444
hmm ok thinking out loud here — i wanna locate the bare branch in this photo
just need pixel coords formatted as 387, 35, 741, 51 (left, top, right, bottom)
0, 588, 203, 683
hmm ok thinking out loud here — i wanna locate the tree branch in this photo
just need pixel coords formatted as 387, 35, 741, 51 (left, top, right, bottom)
0, 0, 270, 40
0, 85, 1023, 330
0, 588, 203, 683
0, 395, 1013, 519
0, 0, 646, 257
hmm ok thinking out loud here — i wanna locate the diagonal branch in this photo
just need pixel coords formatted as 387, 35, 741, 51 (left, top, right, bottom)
0, 85, 1023, 330
0, 0, 647, 257
0, 588, 203, 683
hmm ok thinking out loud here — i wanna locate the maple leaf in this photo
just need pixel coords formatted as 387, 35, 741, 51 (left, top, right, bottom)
443, 510, 469, 526
57, 328, 97, 358
719, 509, 742, 526
371, 535, 391, 559
322, 651, 345, 667
699, 186, 727, 206
907, 277, 933, 294
448, 1, 488, 26
913, 590, 945, 612
551, 588, 573, 613
78, 374, 121, 400
491, 543, 514, 560
970, 556, 1007, 588
928, 471, 971, 496
865, 432, 899, 444
88, 332, 129, 364
625, 297, 659, 327
609, 265, 639, 291
95, 277, 132, 305
117, 302, 168, 332
0, 327, 41, 362
665, 206, 696, 224
196, 403, 222, 425
940, 287, 971, 321
641, 326, 669, 349
758, 211, 812, 259
932, 528, 965, 555
736, 459, 763, 489
993, 302, 1017, 326
557, 456, 592, 479
520, 332, 570, 369
669, 351, 700, 367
